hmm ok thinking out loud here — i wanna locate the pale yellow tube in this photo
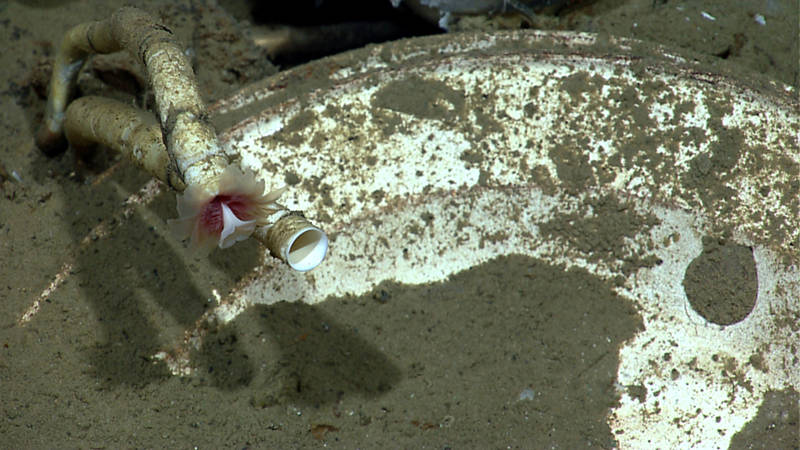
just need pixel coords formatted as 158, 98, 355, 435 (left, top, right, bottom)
37, 7, 327, 269
63, 96, 179, 189
37, 7, 223, 188
253, 212, 329, 272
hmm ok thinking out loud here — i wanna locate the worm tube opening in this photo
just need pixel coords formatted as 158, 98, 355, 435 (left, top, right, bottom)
257, 212, 328, 271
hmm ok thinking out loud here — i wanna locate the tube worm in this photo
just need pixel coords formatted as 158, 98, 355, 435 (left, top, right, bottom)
37, 7, 327, 269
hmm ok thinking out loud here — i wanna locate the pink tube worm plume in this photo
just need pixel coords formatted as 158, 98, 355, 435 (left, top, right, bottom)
169, 166, 287, 253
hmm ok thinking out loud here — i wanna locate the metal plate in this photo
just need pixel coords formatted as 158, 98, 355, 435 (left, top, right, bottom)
183, 31, 796, 447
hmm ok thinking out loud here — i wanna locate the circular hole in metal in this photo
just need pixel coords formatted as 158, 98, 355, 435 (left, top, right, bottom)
682, 236, 757, 325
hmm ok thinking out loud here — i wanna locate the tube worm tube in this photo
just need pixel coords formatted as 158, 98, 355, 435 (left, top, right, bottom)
36, 6, 222, 188
63, 96, 173, 187
38, 7, 327, 268
35, 13, 122, 156
253, 212, 329, 272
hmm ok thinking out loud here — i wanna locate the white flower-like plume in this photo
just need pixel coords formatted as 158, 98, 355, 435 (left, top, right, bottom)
169, 166, 287, 253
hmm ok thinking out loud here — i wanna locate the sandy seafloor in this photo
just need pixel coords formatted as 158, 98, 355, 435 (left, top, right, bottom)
0, 0, 797, 448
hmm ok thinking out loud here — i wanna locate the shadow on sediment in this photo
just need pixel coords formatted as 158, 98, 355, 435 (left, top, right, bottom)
44, 155, 262, 386
41, 152, 400, 399
191, 301, 402, 407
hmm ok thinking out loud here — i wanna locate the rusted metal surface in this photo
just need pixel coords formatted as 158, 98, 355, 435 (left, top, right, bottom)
163, 30, 797, 446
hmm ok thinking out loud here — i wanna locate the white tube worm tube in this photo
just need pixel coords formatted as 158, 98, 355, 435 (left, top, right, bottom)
253, 213, 329, 272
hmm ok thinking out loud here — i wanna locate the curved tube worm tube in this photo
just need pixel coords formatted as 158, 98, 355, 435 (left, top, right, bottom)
39, 7, 327, 268
63, 96, 172, 186
37, 6, 222, 187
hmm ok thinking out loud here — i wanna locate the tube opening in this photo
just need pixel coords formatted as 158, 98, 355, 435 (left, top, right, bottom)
286, 227, 328, 271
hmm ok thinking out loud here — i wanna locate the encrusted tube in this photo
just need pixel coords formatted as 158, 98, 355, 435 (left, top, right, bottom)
36, 15, 121, 156
36, 7, 327, 268
37, 6, 223, 188
253, 212, 329, 272
63, 96, 179, 189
